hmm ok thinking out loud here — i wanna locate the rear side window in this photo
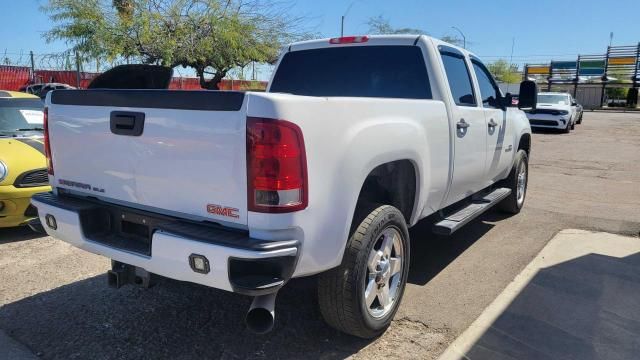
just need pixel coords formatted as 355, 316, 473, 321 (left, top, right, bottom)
270, 46, 432, 99
440, 53, 476, 106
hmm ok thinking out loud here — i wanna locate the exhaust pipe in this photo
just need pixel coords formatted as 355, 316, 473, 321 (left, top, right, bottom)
245, 293, 277, 334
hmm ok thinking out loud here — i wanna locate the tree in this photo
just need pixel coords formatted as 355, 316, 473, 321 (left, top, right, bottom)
43, 0, 309, 89
440, 35, 464, 47
367, 16, 425, 35
486, 59, 521, 83
366, 16, 467, 48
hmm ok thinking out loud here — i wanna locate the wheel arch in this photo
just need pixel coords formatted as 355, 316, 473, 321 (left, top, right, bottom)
350, 159, 420, 237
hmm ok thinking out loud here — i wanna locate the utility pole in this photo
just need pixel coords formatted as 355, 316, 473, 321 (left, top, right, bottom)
609, 32, 614, 47
509, 38, 515, 85
341, 2, 357, 37
451, 26, 466, 49
75, 51, 81, 88
29, 51, 35, 83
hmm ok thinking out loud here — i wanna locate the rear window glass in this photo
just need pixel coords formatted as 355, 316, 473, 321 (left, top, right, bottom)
270, 46, 432, 99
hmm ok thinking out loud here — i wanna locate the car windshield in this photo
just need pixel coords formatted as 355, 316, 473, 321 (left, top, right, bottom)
0, 98, 45, 136
538, 94, 569, 105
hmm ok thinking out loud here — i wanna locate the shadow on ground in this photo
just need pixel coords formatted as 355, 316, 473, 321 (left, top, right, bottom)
531, 127, 568, 135
0, 226, 42, 244
462, 252, 640, 359
0, 211, 507, 360
408, 211, 509, 286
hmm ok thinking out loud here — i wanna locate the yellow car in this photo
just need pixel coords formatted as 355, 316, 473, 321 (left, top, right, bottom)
0, 91, 51, 228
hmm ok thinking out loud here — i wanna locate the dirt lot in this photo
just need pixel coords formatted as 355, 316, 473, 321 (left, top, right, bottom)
1, 111, 639, 360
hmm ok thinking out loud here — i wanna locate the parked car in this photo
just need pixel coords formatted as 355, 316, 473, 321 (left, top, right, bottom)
31, 35, 536, 338
0, 91, 50, 228
525, 92, 578, 133
576, 102, 584, 124
20, 83, 75, 99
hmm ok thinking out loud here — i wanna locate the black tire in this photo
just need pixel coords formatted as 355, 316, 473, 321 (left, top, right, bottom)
318, 204, 410, 339
577, 114, 582, 124
563, 121, 571, 133
570, 121, 575, 130
498, 150, 528, 214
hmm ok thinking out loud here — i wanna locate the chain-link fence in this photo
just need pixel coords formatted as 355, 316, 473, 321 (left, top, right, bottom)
1, 51, 268, 91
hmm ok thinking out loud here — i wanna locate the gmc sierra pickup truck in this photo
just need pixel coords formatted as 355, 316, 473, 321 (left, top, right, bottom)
32, 35, 537, 338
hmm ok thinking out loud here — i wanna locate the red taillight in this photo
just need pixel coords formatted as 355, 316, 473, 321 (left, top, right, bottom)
247, 117, 307, 213
329, 35, 369, 44
43, 107, 54, 175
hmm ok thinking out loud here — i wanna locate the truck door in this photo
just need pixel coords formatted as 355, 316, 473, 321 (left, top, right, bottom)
439, 47, 488, 206
470, 58, 514, 182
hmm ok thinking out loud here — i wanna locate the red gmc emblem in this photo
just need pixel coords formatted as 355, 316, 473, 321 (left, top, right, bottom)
207, 204, 240, 219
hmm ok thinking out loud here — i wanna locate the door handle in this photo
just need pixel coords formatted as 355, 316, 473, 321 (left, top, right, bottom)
456, 119, 470, 129
110, 111, 145, 136
488, 118, 498, 128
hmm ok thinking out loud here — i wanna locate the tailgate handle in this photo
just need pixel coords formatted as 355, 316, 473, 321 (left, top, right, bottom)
110, 111, 145, 136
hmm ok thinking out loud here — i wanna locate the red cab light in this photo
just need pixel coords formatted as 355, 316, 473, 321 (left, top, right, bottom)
246, 117, 307, 213
43, 107, 54, 175
329, 36, 369, 44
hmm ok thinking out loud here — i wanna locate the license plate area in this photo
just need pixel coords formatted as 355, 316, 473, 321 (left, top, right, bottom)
79, 205, 170, 256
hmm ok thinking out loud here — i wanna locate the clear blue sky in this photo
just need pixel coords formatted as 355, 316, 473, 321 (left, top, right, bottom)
2, 0, 638, 70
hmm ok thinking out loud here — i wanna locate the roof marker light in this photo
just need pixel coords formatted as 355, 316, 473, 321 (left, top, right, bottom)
329, 36, 369, 44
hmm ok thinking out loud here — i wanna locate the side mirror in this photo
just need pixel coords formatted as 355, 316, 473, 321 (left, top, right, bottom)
518, 80, 537, 110
498, 93, 513, 109
571, 101, 577, 106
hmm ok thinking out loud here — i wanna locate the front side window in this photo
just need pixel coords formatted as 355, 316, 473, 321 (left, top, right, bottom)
440, 52, 476, 106
472, 61, 501, 108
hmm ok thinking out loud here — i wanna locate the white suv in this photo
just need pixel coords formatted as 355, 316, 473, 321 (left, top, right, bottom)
525, 92, 577, 133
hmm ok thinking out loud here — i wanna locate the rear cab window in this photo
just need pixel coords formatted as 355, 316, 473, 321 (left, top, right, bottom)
269, 45, 432, 99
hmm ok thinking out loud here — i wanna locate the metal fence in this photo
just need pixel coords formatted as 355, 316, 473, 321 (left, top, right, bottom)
524, 43, 640, 108
0, 51, 268, 91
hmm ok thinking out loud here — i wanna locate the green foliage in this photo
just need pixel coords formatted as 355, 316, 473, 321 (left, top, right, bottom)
486, 59, 521, 84
367, 16, 425, 35
606, 87, 628, 99
42, 0, 309, 89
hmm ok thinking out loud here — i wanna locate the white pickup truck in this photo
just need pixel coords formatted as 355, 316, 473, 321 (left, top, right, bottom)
33, 35, 537, 338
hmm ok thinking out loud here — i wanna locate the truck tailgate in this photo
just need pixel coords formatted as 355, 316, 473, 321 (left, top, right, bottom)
48, 90, 249, 225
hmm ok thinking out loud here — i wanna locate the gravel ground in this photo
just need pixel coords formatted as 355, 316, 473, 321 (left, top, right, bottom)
1, 111, 639, 359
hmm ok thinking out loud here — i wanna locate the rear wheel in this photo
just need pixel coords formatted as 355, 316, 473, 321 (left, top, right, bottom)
318, 205, 410, 338
498, 150, 528, 214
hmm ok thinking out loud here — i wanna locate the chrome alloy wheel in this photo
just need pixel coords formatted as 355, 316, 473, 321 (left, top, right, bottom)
364, 227, 404, 318
516, 161, 527, 206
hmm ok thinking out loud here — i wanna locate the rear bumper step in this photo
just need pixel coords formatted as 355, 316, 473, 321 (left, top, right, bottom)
31, 192, 298, 295
433, 188, 511, 236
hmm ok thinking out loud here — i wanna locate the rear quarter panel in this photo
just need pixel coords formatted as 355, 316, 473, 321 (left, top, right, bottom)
245, 92, 449, 275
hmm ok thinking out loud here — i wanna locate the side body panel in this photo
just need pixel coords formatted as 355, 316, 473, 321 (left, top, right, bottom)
244, 92, 449, 275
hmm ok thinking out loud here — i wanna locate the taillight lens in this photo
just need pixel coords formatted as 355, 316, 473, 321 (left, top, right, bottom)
43, 107, 54, 175
247, 117, 307, 213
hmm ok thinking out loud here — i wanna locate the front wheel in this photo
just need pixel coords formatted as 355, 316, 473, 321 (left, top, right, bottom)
318, 205, 410, 338
498, 149, 529, 214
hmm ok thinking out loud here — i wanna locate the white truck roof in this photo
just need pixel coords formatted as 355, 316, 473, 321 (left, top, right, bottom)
288, 34, 478, 59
